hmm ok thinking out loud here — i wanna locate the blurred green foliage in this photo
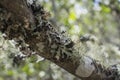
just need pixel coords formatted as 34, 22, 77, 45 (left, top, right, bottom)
0, 0, 120, 80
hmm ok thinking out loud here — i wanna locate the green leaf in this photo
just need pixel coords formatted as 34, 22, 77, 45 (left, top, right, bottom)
68, 10, 77, 23
22, 65, 30, 75
7, 70, 14, 76
101, 5, 111, 13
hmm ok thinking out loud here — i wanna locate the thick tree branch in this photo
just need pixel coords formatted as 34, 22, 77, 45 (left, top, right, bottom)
0, 0, 35, 28
0, 0, 120, 80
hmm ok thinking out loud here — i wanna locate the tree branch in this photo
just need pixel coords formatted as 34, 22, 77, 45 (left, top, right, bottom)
0, 0, 120, 80
0, 0, 35, 28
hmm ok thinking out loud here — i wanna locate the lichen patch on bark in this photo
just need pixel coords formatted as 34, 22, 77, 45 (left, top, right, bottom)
36, 42, 44, 52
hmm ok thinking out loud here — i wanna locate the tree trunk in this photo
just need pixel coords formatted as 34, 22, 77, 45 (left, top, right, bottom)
0, 0, 120, 80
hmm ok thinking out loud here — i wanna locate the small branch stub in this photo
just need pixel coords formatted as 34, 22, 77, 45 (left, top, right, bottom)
75, 56, 95, 77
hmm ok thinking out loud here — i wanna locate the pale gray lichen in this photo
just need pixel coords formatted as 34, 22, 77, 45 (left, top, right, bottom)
46, 29, 75, 61
36, 42, 44, 52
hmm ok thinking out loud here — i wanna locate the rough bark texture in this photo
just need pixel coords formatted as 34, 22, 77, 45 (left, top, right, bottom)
0, 0, 35, 28
0, 0, 120, 80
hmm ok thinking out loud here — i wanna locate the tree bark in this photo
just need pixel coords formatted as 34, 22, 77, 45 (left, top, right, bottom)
0, 0, 120, 80
0, 0, 35, 27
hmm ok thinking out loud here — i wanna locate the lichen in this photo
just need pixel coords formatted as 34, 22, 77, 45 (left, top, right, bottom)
36, 42, 44, 52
